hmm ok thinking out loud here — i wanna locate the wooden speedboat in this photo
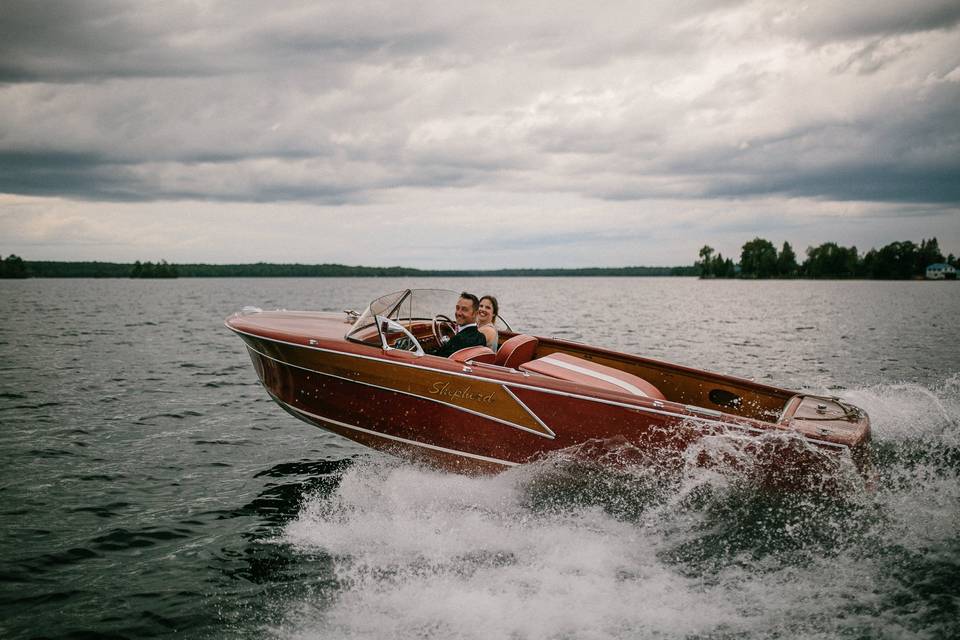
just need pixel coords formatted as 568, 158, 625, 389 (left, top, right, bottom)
226, 289, 872, 482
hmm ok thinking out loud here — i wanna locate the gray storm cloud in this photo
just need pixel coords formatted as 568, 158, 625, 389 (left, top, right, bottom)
0, 0, 958, 265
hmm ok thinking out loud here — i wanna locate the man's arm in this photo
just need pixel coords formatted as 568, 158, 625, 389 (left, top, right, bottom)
432, 329, 486, 357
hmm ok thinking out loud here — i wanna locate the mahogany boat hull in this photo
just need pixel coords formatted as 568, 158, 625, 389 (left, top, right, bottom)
227, 306, 872, 482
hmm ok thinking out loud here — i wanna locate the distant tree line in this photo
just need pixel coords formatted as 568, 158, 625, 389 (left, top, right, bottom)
22, 261, 133, 278
13, 260, 697, 278
0, 254, 29, 278
171, 263, 698, 277
697, 237, 957, 279
130, 260, 179, 278
21, 260, 179, 278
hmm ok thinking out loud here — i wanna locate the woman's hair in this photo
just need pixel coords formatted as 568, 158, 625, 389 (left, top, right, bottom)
480, 295, 499, 320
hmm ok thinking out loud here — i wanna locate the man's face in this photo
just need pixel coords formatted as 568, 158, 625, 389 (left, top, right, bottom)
455, 297, 477, 326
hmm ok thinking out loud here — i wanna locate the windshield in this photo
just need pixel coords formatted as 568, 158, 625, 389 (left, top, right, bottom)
346, 289, 512, 348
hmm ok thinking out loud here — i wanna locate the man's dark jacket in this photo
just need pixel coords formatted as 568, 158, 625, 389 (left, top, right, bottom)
432, 324, 487, 357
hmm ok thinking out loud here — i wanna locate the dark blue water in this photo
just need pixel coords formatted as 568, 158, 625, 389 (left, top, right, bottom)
1, 278, 958, 639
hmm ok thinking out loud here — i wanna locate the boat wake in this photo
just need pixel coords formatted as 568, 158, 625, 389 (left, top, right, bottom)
271, 376, 960, 640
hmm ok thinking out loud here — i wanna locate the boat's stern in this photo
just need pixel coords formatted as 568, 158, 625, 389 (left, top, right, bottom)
779, 394, 873, 475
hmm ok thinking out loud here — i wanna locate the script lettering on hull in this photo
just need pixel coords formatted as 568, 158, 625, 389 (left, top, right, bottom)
428, 381, 496, 405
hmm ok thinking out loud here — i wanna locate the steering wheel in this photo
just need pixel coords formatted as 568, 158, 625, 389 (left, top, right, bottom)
375, 315, 424, 356
432, 314, 457, 346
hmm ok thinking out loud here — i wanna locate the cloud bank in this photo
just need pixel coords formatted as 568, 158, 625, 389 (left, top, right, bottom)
1, 0, 958, 266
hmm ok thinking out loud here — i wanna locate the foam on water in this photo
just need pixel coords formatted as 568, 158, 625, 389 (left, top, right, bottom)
278, 463, 736, 639
271, 379, 959, 640
842, 377, 960, 556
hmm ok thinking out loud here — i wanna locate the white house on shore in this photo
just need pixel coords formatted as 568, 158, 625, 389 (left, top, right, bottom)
925, 263, 957, 280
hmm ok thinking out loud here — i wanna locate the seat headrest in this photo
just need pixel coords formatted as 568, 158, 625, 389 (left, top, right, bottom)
495, 334, 539, 368
449, 345, 496, 364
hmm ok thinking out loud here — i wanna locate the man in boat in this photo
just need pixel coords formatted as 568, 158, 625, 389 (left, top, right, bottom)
431, 292, 488, 357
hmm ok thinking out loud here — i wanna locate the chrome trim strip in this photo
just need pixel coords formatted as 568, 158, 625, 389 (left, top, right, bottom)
228, 325, 848, 452
242, 343, 556, 440
686, 404, 723, 418
502, 385, 556, 439
274, 395, 518, 467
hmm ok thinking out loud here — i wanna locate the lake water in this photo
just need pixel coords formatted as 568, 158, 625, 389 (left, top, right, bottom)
1, 277, 958, 639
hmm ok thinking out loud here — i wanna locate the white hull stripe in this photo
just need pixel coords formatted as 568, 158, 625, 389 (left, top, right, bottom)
535, 356, 651, 397
273, 393, 519, 467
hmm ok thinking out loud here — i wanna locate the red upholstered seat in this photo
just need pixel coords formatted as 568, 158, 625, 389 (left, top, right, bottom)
495, 334, 539, 368
520, 352, 666, 400
449, 346, 496, 364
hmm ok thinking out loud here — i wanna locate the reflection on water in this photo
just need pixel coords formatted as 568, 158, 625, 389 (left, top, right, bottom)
0, 277, 957, 639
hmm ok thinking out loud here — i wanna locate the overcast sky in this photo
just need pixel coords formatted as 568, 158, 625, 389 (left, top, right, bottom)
1, 0, 958, 268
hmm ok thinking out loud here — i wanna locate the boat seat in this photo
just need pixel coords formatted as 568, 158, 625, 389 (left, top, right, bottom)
519, 352, 666, 400
449, 345, 496, 364
495, 334, 539, 368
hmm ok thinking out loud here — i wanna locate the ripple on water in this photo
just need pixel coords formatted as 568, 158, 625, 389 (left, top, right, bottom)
69, 502, 132, 519
89, 527, 194, 552
12, 548, 101, 576
26, 447, 76, 458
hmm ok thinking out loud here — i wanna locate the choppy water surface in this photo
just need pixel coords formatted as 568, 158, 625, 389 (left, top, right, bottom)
1, 277, 958, 639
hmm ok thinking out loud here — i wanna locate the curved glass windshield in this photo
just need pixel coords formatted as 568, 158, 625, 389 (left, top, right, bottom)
346, 289, 512, 349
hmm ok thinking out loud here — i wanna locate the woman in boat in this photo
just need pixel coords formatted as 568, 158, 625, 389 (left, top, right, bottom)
477, 295, 500, 352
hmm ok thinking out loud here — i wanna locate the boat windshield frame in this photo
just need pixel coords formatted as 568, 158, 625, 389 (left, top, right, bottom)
345, 288, 512, 349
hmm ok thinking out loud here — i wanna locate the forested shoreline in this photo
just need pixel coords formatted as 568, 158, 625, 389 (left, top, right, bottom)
2, 236, 957, 279
0, 256, 696, 279
697, 237, 957, 279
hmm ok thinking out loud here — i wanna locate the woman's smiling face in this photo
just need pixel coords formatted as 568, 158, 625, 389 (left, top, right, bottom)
478, 298, 495, 323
